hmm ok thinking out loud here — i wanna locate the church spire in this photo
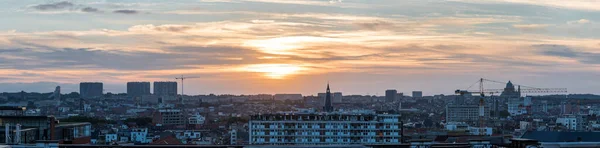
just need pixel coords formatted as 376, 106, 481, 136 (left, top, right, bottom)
324, 82, 333, 112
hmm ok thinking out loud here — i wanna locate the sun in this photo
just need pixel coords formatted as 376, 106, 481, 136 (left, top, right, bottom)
242, 64, 304, 79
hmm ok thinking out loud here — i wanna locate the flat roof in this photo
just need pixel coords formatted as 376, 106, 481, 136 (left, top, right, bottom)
57, 122, 91, 127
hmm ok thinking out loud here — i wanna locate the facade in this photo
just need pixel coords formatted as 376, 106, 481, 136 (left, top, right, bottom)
556, 115, 586, 131
230, 129, 237, 145
468, 127, 493, 136
446, 105, 490, 123
130, 128, 149, 144
508, 98, 527, 116
412, 91, 423, 98
385, 89, 397, 102
319, 92, 343, 105
152, 109, 185, 126
79, 82, 103, 99
274, 94, 303, 101
249, 111, 401, 145
333, 92, 343, 103
153, 81, 178, 96
188, 114, 206, 125
0, 115, 91, 144
127, 82, 151, 98
105, 134, 117, 143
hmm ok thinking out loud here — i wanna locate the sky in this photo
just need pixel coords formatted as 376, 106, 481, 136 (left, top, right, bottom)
0, 0, 599, 95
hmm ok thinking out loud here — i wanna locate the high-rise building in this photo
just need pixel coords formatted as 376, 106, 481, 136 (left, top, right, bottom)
385, 89, 397, 102
127, 82, 151, 97
412, 91, 423, 98
249, 110, 401, 145
79, 82, 103, 99
153, 81, 177, 96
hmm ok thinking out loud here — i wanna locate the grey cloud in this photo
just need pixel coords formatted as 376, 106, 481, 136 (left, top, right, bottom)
535, 44, 600, 64
355, 20, 394, 31
113, 10, 138, 14
32, 1, 74, 11
0, 46, 266, 71
31, 1, 102, 13
81, 7, 100, 13
535, 44, 578, 58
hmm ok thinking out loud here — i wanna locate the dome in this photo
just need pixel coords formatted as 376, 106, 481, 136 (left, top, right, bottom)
506, 81, 514, 89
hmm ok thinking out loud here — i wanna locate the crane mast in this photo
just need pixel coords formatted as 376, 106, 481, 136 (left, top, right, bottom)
175, 75, 199, 96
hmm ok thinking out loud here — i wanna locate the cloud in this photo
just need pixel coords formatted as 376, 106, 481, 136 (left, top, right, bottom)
32, 1, 74, 11
535, 44, 600, 64
568, 19, 591, 25
512, 24, 550, 32
450, 0, 600, 11
81, 7, 100, 13
113, 9, 139, 14
354, 20, 394, 31
29, 1, 102, 13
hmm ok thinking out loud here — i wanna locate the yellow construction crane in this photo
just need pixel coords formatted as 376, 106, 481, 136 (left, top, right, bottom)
175, 75, 199, 96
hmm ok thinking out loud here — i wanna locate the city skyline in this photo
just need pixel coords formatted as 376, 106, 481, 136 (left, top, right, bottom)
1, 0, 599, 95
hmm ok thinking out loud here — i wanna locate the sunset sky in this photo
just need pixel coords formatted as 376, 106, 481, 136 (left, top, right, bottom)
0, 0, 599, 95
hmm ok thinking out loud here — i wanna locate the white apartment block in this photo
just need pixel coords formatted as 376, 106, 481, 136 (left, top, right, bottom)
446, 105, 490, 123
249, 111, 401, 145
556, 116, 585, 131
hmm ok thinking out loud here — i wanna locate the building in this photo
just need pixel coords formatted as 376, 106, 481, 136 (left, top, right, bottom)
153, 81, 177, 96
127, 82, 151, 98
323, 83, 334, 112
188, 113, 206, 129
249, 110, 401, 145
446, 105, 490, 123
152, 109, 185, 126
508, 98, 527, 116
556, 115, 586, 131
274, 94, 303, 101
319, 92, 343, 105
521, 131, 600, 147
500, 81, 520, 98
230, 129, 237, 145
48, 86, 61, 105
333, 92, 343, 103
79, 82, 103, 99
468, 127, 493, 136
385, 89, 397, 102
412, 91, 423, 98
130, 128, 150, 144
0, 115, 91, 144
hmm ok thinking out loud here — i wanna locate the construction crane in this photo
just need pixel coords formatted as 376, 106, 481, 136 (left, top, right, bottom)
455, 78, 568, 133
455, 78, 567, 96
175, 75, 199, 96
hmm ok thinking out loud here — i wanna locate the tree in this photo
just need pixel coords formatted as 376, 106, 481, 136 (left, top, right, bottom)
424, 119, 433, 128
499, 111, 510, 118
124, 117, 153, 127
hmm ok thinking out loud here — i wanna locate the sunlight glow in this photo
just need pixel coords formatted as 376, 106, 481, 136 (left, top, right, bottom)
243, 36, 340, 55
242, 64, 304, 79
